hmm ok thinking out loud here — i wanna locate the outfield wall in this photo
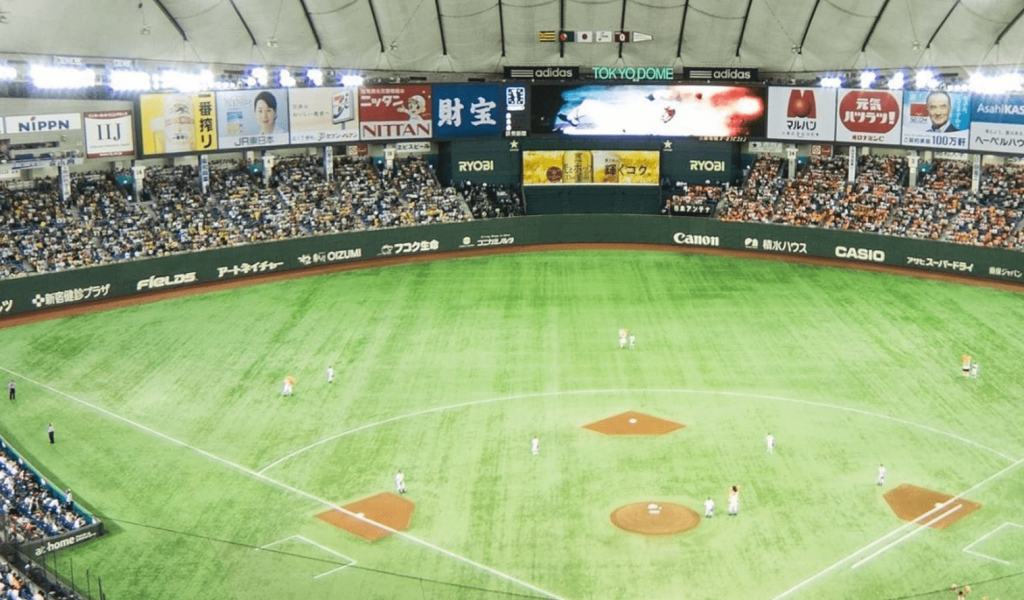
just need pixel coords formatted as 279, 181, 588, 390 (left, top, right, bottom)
1, 216, 1023, 318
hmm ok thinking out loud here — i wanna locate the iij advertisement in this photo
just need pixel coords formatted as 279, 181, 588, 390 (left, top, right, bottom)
139, 92, 218, 155
530, 85, 766, 137
288, 87, 359, 144
522, 150, 659, 185
216, 89, 291, 149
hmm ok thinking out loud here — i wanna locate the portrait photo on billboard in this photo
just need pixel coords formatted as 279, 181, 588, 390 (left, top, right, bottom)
215, 89, 291, 148
901, 90, 970, 149
530, 84, 766, 137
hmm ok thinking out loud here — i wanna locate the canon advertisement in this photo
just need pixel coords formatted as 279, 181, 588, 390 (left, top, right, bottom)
431, 84, 503, 139
969, 94, 1024, 155
766, 87, 837, 141
834, 90, 903, 146
530, 85, 766, 137
900, 90, 970, 150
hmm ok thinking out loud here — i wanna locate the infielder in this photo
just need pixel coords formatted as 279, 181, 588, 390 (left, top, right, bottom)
281, 378, 293, 396
877, 464, 887, 486
619, 328, 628, 349
704, 497, 715, 518
766, 432, 775, 454
327, 365, 334, 383
395, 470, 407, 494
531, 436, 539, 456
970, 362, 979, 378
728, 486, 740, 516
629, 334, 636, 350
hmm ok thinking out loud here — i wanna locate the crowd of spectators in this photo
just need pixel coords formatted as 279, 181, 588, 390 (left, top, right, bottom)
0, 448, 87, 545
2, 152, 1024, 281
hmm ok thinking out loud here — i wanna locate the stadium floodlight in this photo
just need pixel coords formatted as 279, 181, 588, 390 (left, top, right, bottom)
250, 67, 268, 87
859, 70, 877, 89
109, 70, 153, 92
30, 65, 96, 89
306, 68, 323, 86
154, 69, 214, 93
0, 65, 16, 81
969, 72, 1024, 95
887, 72, 905, 90
279, 69, 296, 88
819, 75, 843, 88
915, 69, 937, 89
341, 74, 364, 87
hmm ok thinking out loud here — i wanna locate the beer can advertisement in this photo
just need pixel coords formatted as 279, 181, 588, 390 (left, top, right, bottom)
522, 150, 659, 185
288, 87, 360, 144
530, 85, 766, 137
139, 92, 218, 155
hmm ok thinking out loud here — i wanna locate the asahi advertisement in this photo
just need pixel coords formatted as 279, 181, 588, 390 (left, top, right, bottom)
766, 87, 837, 141
969, 94, 1024, 155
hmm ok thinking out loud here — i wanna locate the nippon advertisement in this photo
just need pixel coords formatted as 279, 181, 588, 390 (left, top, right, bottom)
358, 85, 432, 140
432, 84, 502, 139
215, 89, 291, 148
139, 92, 218, 155
83, 111, 135, 158
288, 87, 359, 144
835, 90, 903, 145
522, 150, 659, 185
969, 94, 1024, 155
530, 85, 766, 137
766, 87, 837, 141
4, 113, 82, 135
900, 91, 970, 149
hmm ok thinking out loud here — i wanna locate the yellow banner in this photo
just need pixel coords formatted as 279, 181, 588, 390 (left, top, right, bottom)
139, 92, 218, 155
523, 150, 659, 184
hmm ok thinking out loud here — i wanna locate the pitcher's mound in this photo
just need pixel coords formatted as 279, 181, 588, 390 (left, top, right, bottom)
584, 411, 685, 435
317, 492, 415, 541
611, 502, 701, 535
883, 484, 981, 530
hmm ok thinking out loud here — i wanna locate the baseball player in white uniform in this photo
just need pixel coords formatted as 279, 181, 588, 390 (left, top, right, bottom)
531, 436, 539, 456
619, 328, 628, 349
282, 378, 293, 396
395, 470, 407, 494
704, 497, 715, 518
629, 333, 636, 349
766, 433, 775, 454
728, 486, 740, 516
877, 464, 887, 486
327, 365, 334, 383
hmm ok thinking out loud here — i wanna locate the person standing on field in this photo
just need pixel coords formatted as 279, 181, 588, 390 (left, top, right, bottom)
531, 436, 539, 456
7, 380, 14, 401
877, 464, 887, 486
47, 423, 54, 444
704, 497, 715, 518
766, 432, 775, 454
327, 366, 334, 384
395, 470, 406, 494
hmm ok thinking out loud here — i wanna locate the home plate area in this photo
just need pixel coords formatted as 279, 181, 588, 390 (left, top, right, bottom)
317, 492, 415, 541
583, 411, 685, 435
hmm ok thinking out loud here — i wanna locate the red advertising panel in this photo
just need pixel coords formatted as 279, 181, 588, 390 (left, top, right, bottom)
834, 90, 903, 145
358, 85, 432, 140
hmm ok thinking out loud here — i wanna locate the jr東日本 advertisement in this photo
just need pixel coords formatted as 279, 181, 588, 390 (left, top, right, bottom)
522, 150, 659, 185
216, 89, 291, 148
288, 87, 359, 144
835, 89, 903, 145
139, 92, 218, 155
358, 85, 432, 140
969, 94, 1024, 155
530, 85, 766, 137
766, 87, 837, 141
900, 90, 970, 149
432, 84, 502, 139
83, 111, 135, 158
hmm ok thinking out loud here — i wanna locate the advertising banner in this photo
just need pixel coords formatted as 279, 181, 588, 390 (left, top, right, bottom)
504, 66, 579, 80
139, 92, 218, 155
216, 89, 290, 149
901, 90, 970, 149
432, 84, 502, 139
358, 85, 432, 140
531, 85, 766, 137
766, 87, 837, 141
522, 150, 659, 185
83, 111, 135, 158
969, 94, 1024, 155
835, 90, 903, 145
288, 87, 359, 144
4, 113, 82, 135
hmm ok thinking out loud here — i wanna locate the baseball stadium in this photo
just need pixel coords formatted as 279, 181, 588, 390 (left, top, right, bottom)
1, 2, 1024, 600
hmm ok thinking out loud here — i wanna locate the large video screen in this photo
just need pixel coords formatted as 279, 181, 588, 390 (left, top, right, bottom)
522, 150, 659, 185
531, 85, 766, 137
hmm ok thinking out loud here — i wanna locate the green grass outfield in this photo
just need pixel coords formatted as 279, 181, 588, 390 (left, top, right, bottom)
2, 249, 1024, 600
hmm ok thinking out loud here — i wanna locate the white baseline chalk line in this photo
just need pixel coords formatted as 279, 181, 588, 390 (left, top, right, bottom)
962, 522, 1024, 566
770, 456, 1024, 600
850, 505, 963, 570
0, 366, 568, 600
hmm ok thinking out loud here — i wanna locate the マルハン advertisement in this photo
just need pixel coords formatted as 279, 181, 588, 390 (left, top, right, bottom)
835, 90, 903, 145
432, 84, 502, 139
766, 87, 837, 141
358, 85, 432, 140
969, 94, 1024, 155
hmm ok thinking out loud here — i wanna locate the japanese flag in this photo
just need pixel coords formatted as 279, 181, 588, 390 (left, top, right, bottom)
577, 31, 594, 43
